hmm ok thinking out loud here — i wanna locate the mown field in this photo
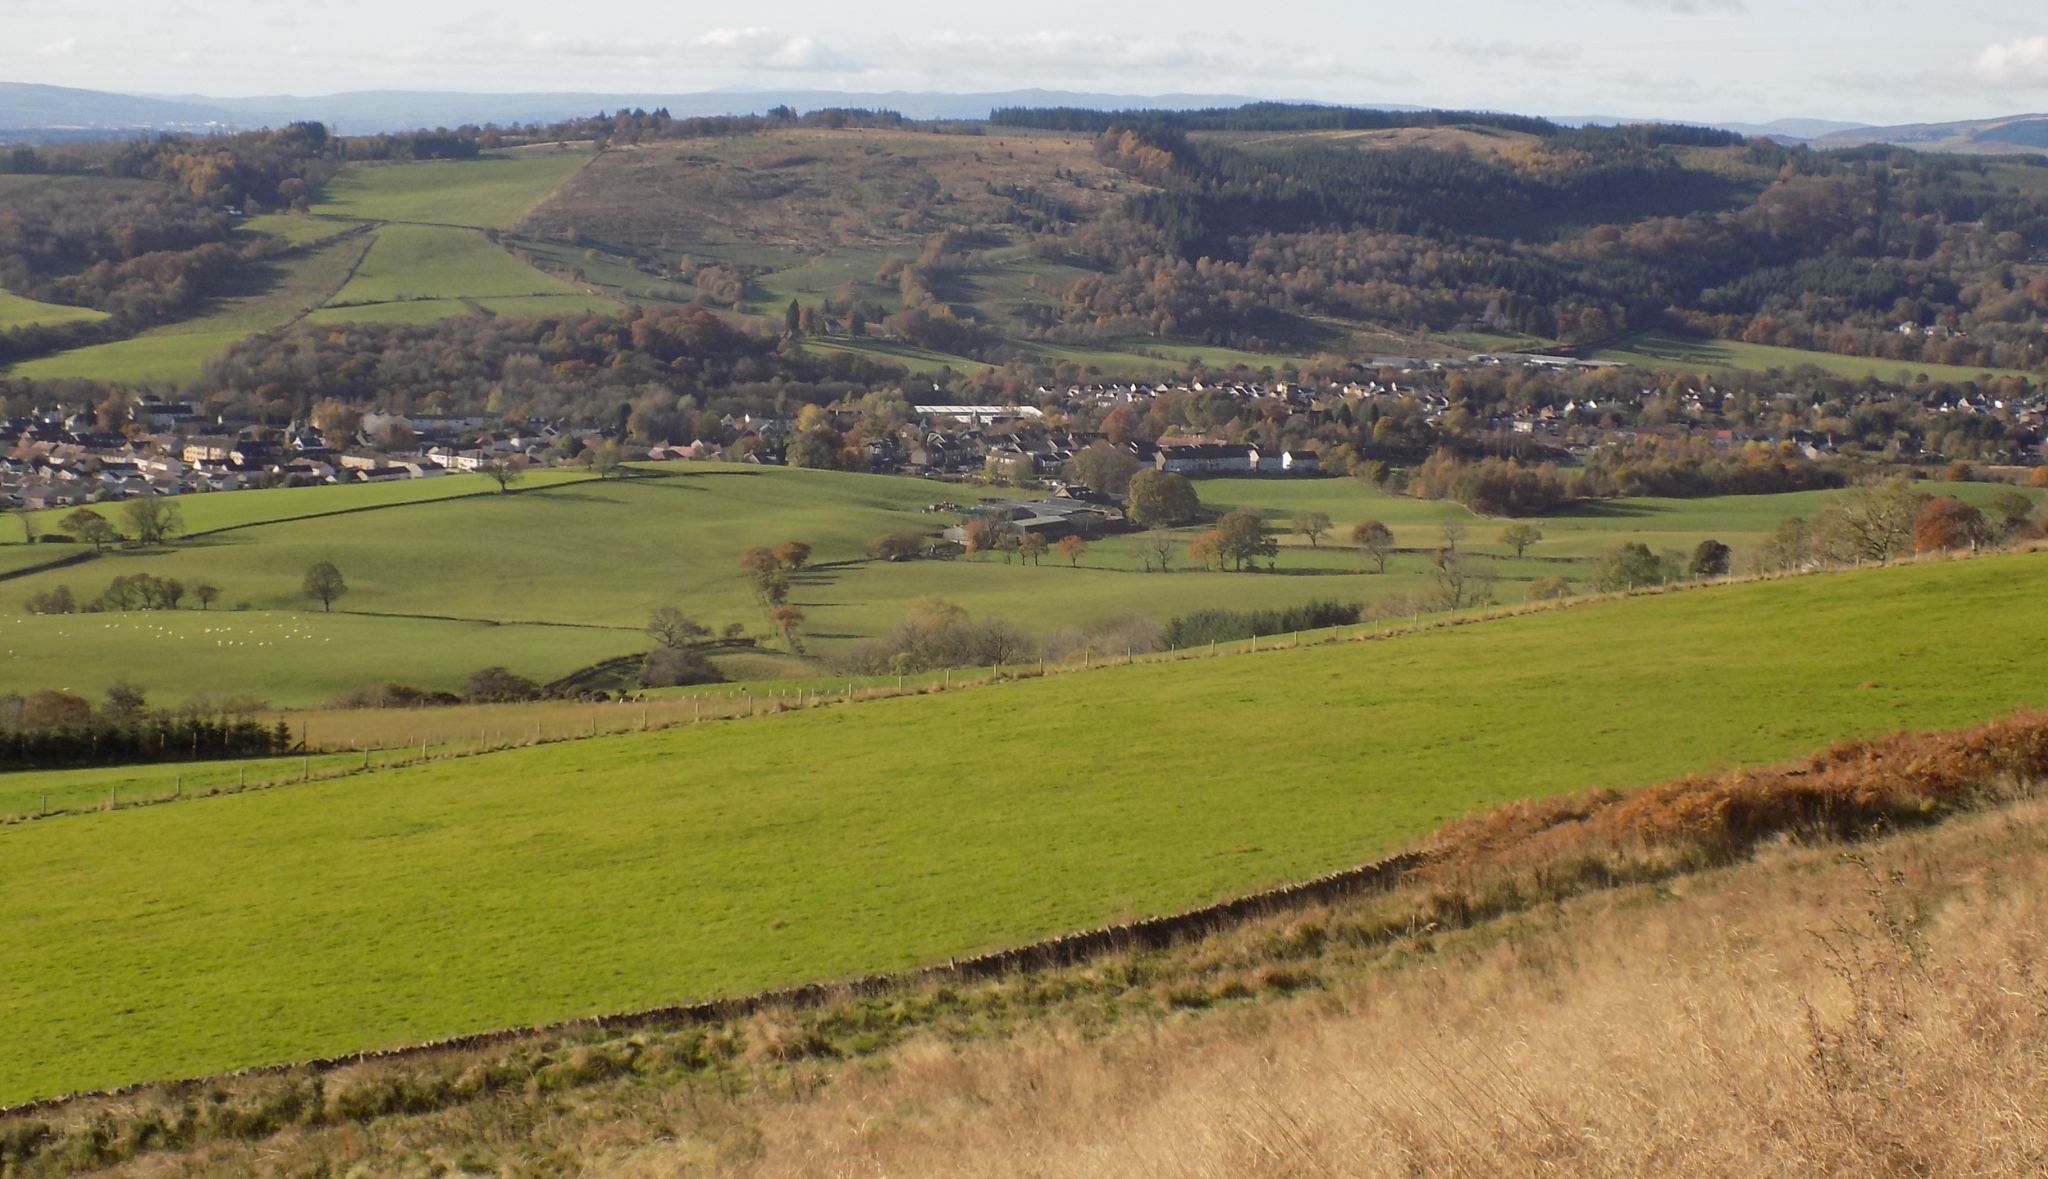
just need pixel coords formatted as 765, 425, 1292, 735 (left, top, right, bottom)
3, 552, 2047, 1102
1593, 330, 2037, 383
315, 223, 610, 318
0, 287, 106, 330
307, 150, 594, 229
3, 464, 2034, 707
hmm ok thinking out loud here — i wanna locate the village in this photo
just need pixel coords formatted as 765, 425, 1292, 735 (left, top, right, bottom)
5, 353, 2046, 512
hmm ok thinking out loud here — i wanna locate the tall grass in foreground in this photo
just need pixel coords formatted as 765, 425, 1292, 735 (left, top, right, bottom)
5, 712, 2047, 1176
683, 814, 2047, 1179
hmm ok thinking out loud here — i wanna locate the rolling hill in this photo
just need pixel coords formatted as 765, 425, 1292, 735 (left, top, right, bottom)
4, 463, 2032, 708
2, 550, 2047, 1103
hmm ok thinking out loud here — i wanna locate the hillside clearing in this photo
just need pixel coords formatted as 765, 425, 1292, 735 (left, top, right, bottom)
1594, 329, 2037, 383
308, 151, 594, 229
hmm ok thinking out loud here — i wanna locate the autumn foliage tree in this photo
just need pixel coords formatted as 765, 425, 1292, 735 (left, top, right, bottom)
1912, 496, 1991, 553
1351, 519, 1394, 573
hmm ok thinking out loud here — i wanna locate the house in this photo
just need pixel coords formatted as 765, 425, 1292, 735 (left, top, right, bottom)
1156, 444, 1254, 475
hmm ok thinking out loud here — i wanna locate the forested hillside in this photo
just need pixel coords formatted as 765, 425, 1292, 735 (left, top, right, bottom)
3, 104, 2046, 417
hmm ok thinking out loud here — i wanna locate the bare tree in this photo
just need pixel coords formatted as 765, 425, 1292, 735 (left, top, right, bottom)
121, 495, 183, 546
646, 606, 709, 649
479, 456, 524, 493
303, 562, 347, 612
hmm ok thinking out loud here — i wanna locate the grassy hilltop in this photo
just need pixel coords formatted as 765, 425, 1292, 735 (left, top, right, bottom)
3, 552, 2047, 1102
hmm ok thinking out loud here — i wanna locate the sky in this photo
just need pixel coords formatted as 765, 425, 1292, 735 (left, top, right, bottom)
2, 0, 2047, 126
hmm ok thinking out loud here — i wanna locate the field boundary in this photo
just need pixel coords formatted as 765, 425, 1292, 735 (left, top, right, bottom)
0, 845, 1427, 1117
0, 548, 97, 583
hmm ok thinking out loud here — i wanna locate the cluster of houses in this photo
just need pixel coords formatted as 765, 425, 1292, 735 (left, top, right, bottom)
10, 361, 2048, 512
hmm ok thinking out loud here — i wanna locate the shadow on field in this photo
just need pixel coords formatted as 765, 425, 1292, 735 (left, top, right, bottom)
1246, 567, 1364, 576
1550, 500, 1673, 520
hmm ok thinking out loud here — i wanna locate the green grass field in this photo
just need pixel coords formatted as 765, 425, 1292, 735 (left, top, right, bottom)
5, 465, 2031, 707
323, 224, 608, 307
236, 213, 355, 246
0, 748, 417, 820
1593, 330, 2039, 383
3, 552, 2047, 1101
0, 287, 106, 330
5, 234, 371, 382
308, 152, 593, 229
0, 609, 643, 711
14, 468, 593, 538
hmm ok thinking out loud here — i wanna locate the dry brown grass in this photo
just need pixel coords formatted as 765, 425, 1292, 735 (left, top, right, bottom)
614, 805, 2048, 1179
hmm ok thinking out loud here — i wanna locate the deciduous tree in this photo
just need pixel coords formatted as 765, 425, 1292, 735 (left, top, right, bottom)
121, 495, 183, 546
867, 530, 925, 560
479, 456, 524, 493
1055, 534, 1088, 566
1498, 523, 1542, 558
1591, 542, 1669, 591
1912, 496, 1991, 553
303, 561, 346, 612
1018, 532, 1049, 565
646, 606, 709, 649
1351, 519, 1394, 573
770, 603, 805, 649
1213, 510, 1277, 571
1297, 510, 1333, 548
60, 508, 119, 553
1811, 477, 1925, 565
1986, 489, 2035, 538
1065, 441, 1139, 495
1126, 470, 1200, 526
773, 540, 812, 571
1688, 538, 1732, 577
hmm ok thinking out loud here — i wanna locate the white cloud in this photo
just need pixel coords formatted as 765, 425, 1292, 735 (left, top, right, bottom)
1440, 39, 1586, 70
1620, 0, 1745, 12
36, 38, 78, 57
1973, 35, 2048, 86
517, 27, 857, 73
890, 30, 1340, 86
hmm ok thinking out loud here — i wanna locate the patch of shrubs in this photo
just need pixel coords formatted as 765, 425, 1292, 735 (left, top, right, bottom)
639, 648, 726, 688
325, 682, 462, 709
462, 667, 542, 704
1162, 600, 1362, 649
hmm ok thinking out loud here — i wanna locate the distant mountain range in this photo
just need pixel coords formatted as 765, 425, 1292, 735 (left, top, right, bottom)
3, 80, 2044, 155
1807, 113, 2048, 153
0, 82, 1299, 137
